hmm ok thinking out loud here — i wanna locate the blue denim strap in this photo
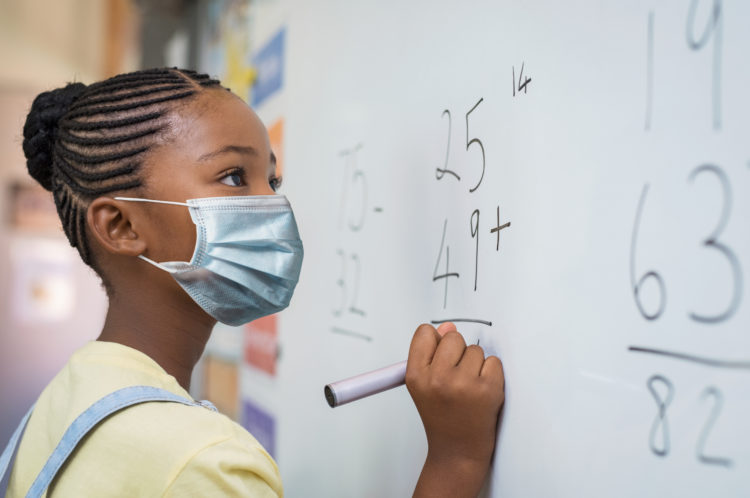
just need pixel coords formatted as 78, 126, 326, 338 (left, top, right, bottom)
1, 385, 217, 498
0, 404, 35, 497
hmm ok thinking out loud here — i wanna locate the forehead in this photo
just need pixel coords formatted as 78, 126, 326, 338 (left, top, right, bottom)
166, 89, 270, 158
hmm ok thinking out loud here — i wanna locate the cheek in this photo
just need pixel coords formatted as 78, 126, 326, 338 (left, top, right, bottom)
151, 208, 197, 262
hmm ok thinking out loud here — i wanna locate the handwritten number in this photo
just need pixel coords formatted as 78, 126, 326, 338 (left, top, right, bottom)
470, 209, 480, 291
333, 249, 347, 317
696, 387, 732, 467
338, 151, 350, 229
339, 144, 367, 231
333, 250, 366, 317
436, 110, 459, 181
687, 165, 741, 323
644, 380, 734, 466
437, 99, 485, 192
466, 98, 485, 193
630, 184, 667, 320
686, 0, 722, 129
513, 63, 532, 96
348, 147, 367, 231
645, 11, 654, 131
348, 254, 366, 316
333, 143, 368, 338
433, 219, 459, 309
648, 375, 674, 457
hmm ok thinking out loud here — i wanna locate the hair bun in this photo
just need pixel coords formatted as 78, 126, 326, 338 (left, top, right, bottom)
22, 82, 87, 191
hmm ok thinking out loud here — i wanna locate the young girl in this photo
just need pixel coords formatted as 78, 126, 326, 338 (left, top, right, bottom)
1, 68, 505, 497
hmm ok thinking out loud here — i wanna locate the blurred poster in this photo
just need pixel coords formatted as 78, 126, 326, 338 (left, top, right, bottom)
252, 27, 285, 107
242, 398, 276, 458
201, 0, 255, 102
9, 182, 60, 232
202, 354, 239, 419
9, 236, 75, 325
244, 314, 277, 376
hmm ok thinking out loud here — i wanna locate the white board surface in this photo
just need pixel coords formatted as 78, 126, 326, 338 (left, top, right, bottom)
242, 1, 750, 496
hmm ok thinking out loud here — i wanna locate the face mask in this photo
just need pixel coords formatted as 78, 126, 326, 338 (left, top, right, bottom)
114, 194, 304, 326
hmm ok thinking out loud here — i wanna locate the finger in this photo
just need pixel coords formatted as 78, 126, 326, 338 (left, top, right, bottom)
431, 331, 467, 368
457, 344, 485, 377
407, 323, 441, 369
436, 321, 457, 337
480, 355, 505, 387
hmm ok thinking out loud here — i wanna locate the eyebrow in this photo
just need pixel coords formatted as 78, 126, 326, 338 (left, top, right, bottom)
197, 145, 259, 162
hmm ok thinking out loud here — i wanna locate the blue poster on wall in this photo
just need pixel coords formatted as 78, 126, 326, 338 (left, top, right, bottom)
242, 398, 276, 458
252, 27, 285, 107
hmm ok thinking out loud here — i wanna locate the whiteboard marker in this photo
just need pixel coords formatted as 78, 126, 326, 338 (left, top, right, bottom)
324, 360, 407, 408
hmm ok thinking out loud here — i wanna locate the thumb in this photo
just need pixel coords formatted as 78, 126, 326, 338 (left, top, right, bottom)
436, 321, 457, 337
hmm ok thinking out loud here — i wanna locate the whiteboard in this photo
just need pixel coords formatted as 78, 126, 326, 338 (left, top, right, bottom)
236, 1, 750, 496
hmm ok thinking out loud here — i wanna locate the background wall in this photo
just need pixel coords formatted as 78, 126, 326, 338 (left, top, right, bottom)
0, 0, 144, 445
0, 0, 261, 454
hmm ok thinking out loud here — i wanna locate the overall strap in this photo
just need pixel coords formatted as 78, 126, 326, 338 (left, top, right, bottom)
0, 404, 35, 497
2, 385, 217, 498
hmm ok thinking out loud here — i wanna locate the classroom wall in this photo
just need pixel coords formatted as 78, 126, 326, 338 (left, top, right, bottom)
0, 0, 140, 445
0, 0, 248, 445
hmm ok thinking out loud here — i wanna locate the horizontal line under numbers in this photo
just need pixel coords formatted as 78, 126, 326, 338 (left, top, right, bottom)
628, 346, 750, 370
331, 327, 373, 341
430, 318, 493, 326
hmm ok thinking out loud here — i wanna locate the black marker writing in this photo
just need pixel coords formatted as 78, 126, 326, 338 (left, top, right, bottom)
687, 164, 741, 323
648, 374, 674, 457
686, 0, 722, 129
696, 387, 733, 467
490, 206, 511, 251
645, 11, 654, 131
629, 184, 667, 320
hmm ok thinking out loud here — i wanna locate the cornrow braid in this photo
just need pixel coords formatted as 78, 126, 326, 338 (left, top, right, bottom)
22, 67, 225, 267
67, 84, 190, 110
82, 78, 190, 98
64, 90, 197, 119
60, 112, 163, 131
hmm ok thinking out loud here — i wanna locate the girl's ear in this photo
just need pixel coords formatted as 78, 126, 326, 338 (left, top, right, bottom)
86, 197, 148, 257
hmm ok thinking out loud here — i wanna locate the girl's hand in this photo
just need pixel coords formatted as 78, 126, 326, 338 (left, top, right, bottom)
406, 322, 505, 498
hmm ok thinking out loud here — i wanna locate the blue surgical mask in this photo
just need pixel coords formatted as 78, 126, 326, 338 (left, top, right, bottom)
114, 194, 304, 326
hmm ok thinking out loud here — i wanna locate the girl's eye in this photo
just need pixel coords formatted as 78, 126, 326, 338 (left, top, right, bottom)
219, 169, 245, 187
269, 175, 282, 192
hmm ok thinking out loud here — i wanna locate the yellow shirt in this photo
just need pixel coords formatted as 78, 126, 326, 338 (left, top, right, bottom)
7, 340, 283, 497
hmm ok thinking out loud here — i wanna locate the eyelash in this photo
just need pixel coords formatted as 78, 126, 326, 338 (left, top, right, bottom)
219, 167, 283, 191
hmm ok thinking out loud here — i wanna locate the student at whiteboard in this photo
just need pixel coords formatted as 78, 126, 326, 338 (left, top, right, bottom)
0, 68, 505, 497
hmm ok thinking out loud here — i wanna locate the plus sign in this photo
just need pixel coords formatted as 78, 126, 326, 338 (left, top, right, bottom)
490, 206, 511, 251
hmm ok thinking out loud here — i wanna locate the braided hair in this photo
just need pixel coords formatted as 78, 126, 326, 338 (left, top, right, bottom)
22, 67, 222, 269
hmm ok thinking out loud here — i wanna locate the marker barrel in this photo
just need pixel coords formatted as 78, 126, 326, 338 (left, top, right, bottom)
324, 360, 407, 408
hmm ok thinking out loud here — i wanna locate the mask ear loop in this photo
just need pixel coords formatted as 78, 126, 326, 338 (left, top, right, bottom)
113, 196, 191, 273
114, 197, 189, 207
137, 254, 179, 273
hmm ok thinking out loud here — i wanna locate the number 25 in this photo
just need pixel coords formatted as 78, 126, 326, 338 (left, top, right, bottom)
436, 97, 486, 193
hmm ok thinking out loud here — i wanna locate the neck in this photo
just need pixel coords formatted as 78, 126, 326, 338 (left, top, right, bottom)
97, 284, 215, 392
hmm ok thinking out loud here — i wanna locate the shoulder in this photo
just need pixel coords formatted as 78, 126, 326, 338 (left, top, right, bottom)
114, 401, 283, 495
56, 399, 282, 496
162, 431, 283, 497
103, 399, 272, 461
